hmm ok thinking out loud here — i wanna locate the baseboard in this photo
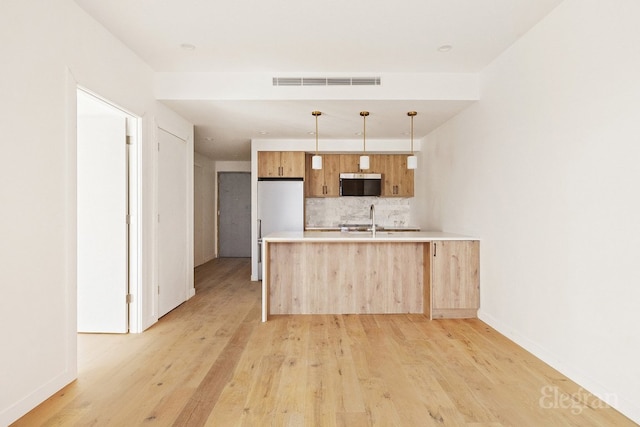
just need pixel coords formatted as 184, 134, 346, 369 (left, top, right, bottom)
478, 309, 640, 424
0, 370, 76, 426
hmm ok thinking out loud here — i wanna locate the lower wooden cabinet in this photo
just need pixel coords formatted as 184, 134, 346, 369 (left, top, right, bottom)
263, 238, 480, 320
429, 240, 480, 318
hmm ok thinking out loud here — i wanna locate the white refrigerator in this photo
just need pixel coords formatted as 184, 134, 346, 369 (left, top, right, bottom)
257, 178, 304, 280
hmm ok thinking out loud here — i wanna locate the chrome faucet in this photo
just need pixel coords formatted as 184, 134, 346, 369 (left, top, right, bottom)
370, 204, 376, 237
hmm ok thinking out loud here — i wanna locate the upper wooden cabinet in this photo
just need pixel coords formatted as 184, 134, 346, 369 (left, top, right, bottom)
310, 153, 414, 197
379, 155, 414, 197
306, 154, 340, 197
258, 151, 305, 178
339, 154, 363, 174
430, 240, 480, 319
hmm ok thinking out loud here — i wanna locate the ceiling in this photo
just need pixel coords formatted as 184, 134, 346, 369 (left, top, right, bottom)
74, 0, 564, 161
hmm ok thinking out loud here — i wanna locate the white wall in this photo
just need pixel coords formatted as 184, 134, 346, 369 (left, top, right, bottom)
194, 152, 217, 266
421, 0, 640, 422
0, 1, 193, 424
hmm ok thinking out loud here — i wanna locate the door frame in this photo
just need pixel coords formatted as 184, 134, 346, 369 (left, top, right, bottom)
77, 87, 142, 333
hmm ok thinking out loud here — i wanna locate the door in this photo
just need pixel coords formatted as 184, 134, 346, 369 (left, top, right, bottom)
158, 129, 188, 317
194, 164, 205, 266
77, 116, 128, 333
431, 240, 480, 316
218, 172, 251, 257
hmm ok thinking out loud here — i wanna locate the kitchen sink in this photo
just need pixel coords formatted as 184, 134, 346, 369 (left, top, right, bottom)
340, 224, 383, 232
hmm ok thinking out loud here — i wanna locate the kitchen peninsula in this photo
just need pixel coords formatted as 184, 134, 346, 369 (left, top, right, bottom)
261, 231, 479, 322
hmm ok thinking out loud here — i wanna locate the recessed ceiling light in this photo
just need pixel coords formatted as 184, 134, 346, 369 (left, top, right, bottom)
438, 44, 453, 53
355, 132, 363, 136
259, 131, 269, 135
308, 131, 316, 135
180, 43, 196, 51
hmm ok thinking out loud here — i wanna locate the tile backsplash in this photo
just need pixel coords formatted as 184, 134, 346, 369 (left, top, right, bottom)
306, 197, 413, 227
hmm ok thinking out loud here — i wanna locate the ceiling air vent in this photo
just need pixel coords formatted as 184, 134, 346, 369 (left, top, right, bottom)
272, 77, 381, 86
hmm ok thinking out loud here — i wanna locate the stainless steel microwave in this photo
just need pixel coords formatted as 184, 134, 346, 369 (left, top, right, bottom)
339, 173, 382, 196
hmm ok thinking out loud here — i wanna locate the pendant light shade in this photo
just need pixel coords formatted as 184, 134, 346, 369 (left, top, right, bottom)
407, 111, 417, 170
359, 155, 370, 170
407, 155, 418, 170
311, 111, 322, 170
312, 155, 322, 169
360, 111, 370, 170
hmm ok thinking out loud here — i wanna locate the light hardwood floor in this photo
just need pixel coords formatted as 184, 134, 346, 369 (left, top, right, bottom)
13, 258, 635, 426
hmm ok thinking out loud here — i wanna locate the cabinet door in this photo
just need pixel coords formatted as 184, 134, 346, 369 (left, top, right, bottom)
380, 155, 414, 197
280, 151, 305, 177
431, 240, 479, 318
259, 151, 305, 178
368, 154, 384, 174
305, 153, 325, 196
340, 154, 362, 173
306, 154, 341, 197
394, 155, 414, 197
258, 152, 281, 177
323, 155, 341, 196
379, 155, 396, 196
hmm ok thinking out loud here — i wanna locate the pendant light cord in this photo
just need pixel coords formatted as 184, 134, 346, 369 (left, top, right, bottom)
312, 111, 321, 155
360, 111, 369, 153
408, 111, 417, 154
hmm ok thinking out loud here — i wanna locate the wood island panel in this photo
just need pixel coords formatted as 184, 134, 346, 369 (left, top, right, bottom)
267, 242, 424, 316
431, 240, 480, 318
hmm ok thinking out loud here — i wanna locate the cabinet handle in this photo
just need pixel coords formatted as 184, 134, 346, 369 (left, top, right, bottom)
434, 242, 437, 257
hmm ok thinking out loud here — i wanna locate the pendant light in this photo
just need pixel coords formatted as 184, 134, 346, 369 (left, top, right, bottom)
311, 111, 322, 169
359, 111, 370, 170
407, 111, 418, 170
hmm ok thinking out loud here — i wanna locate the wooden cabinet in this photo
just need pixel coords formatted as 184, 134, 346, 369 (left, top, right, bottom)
379, 155, 414, 197
430, 240, 480, 318
258, 151, 305, 178
305, 154, 340, 197
336, 154, 413, 197
339, 154, 363, 173
339, 154, 383, 174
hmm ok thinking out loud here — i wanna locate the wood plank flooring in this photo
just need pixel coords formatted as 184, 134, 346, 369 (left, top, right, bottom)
13, 258, 635, 426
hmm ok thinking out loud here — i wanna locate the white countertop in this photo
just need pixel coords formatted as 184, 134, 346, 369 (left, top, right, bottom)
262, 230, 479, 242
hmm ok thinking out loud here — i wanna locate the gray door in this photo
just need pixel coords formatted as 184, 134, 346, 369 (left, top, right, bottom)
218, 172, 251, 257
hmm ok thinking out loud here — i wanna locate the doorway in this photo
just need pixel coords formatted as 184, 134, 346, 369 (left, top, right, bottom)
218, 172, 251, 257
76, 88, 139, 333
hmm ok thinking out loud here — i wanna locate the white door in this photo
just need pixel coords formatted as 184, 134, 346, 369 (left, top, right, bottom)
158, 129, 187, 317
77, 116, 128, 333
193, 164, 205, 266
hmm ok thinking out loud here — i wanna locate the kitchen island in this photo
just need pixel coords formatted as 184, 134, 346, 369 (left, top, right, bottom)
261, 231, 479, 322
